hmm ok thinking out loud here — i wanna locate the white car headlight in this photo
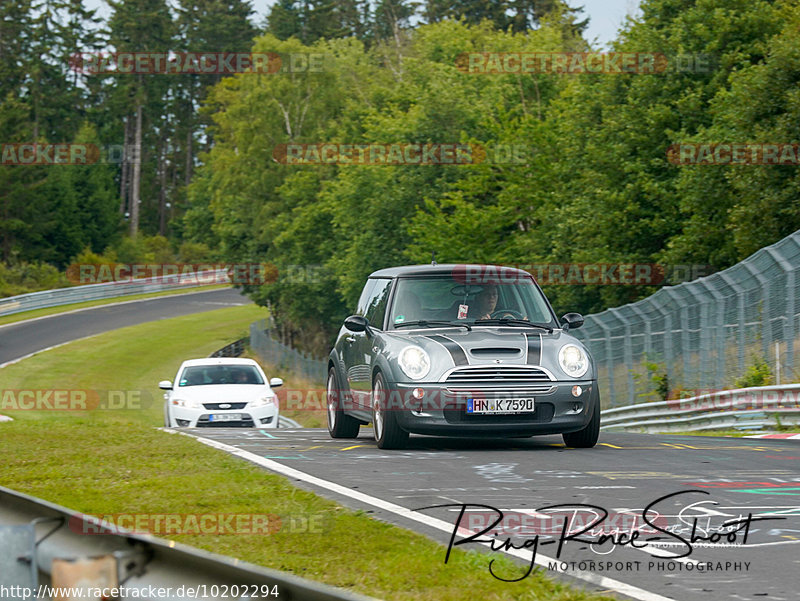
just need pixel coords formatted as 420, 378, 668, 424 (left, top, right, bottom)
171, 398, 200, 408
558, 344, 589, 379
398, 346, 431, 380
249, 395, 276, 408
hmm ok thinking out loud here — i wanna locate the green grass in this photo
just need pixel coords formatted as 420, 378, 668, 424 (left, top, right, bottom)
0, 284, 229, 327
0, 306, 613, 601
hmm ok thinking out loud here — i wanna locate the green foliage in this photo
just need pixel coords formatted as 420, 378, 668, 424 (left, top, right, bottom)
734, 356, 774, 389
0, 260, 70, 297
8, 0, 800, 355
633, 357, 670, 403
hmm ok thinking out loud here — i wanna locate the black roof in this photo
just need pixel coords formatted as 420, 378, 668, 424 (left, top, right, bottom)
368, 264, 534, 278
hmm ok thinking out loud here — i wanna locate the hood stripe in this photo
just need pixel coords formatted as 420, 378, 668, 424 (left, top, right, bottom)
525, 333, 541, 365
426, 335, 469, 366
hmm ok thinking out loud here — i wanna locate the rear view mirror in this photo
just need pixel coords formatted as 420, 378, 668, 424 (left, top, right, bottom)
344, 315, 369, 332
560, 313, 584, 330
158, 380, 173, 390
269, 377, 284, 388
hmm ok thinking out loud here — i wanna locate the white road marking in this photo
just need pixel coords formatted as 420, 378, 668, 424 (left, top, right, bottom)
185, 432, 677, 601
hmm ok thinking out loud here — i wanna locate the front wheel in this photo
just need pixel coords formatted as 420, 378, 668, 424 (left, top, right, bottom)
562, 392, 600, 448
372, 372, 409, 450
327, 367, 360, 438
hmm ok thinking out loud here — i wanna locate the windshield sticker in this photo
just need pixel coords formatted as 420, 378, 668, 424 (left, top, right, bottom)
395, 315, 405, 323
458, 304, 469, 319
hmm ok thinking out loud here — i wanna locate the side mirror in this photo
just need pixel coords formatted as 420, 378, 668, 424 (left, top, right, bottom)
344, 315, 369, 332
158, 380, 173, 390
269, 377, 284, 388
560, 312, 584, 330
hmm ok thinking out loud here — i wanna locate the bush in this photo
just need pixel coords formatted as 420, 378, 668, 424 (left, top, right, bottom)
734, 357, 773, 389
0, 261, 70, 297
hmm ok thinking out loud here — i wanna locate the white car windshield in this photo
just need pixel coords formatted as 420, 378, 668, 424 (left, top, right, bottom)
178, 365, 264, 387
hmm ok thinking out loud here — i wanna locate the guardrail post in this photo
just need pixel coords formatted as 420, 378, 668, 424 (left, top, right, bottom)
766, 245, 798, 383
609, 308, 635, 406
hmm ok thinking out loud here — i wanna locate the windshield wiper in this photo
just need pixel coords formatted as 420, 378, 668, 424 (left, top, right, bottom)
474, 318, 553, 332
394, 320, 472, 331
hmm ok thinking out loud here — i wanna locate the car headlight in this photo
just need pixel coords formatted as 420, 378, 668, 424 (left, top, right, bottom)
558, 344, 589, 379
249, 395, 276, 408
398, 346, 431, 380
171, 398, 200, 408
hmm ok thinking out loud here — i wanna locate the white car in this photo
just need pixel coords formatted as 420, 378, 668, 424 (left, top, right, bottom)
160, 358, 282, 428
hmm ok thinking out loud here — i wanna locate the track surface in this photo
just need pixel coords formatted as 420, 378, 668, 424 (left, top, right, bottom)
0, 288, 250, 366
193, 428, 800, 601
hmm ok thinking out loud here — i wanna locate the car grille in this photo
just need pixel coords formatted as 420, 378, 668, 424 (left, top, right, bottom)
444, 366, 552, 383
444, 386, 555, 399
443, 402, 555, 424
196, 414, 255, 427
203, 402, 248, 410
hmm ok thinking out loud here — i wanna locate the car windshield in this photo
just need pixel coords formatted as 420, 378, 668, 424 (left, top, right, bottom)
389, 274, 556, 329
178, 365, 264, 387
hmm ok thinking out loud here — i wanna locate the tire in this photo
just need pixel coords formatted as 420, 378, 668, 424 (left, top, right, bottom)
562, 389, 600, 448
372, 372, 409, 449
327, 367, 360, 439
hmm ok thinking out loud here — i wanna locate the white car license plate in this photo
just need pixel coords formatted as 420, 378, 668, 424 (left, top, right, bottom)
467, 398, 535, 414
209, 413, 241, 422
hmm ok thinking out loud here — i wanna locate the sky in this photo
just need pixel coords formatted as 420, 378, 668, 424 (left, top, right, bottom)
83, 0, 641, 49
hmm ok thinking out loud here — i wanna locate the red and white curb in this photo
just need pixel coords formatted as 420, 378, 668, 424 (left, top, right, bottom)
745, 432, 800, 439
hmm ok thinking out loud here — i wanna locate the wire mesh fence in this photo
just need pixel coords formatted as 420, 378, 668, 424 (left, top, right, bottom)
249, 319, 327, 384
573, 230, 800, 408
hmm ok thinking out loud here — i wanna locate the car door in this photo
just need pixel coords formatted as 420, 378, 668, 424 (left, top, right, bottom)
347, 278, 393, 409
341, 279, 376, 408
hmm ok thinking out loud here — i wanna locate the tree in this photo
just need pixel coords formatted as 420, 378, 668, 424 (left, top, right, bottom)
107, 0, 174, 237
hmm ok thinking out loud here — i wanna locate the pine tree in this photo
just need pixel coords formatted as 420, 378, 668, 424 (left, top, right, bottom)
107, 0, 174, 237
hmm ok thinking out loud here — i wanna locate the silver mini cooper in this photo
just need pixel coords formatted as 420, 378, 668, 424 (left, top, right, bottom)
327, 264, 600, 449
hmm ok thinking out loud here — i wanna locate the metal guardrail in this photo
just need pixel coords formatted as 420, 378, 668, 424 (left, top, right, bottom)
601, 384, 800, 433
0, 270, 230, 317
249, 321, 326, 384
209, 338, 246, 358
0, 486, 377, 601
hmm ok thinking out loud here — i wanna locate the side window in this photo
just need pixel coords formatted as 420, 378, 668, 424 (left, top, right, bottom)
365, 278, 393, 329
355, 280, 376, 316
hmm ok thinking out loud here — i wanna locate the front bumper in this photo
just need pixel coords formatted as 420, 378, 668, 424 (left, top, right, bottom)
389, 381, 597, 436
169, 403, 279, 428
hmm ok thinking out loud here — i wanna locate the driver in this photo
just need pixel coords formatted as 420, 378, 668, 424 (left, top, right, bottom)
474, 285, 498, 319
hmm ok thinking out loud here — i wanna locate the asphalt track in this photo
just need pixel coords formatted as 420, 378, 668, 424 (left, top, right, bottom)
3, 291, 799, 600
189, 428, 800, 601
0, 288, 250, 367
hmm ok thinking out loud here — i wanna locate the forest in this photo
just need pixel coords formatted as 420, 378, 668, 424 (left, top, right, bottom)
2, 0, 800, 353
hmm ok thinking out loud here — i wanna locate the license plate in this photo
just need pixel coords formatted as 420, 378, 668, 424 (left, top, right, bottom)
209, 413, 241, 422
467, 398, 535, 414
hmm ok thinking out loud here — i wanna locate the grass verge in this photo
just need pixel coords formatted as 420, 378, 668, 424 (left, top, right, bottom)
0, 284, 229, 327
0, 306, 612, 601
